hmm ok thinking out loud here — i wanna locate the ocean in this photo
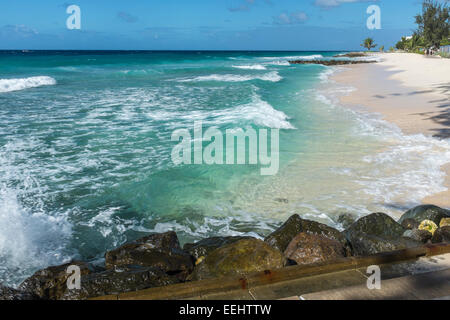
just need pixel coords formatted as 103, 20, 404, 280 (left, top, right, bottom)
0, 50, 449, 287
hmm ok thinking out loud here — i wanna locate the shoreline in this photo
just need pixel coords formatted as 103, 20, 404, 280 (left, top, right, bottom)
332, 53, 450, 209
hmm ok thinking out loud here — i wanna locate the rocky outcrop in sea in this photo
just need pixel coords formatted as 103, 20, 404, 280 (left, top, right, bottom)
1, 205, 449, 300
289, 60, 376, 66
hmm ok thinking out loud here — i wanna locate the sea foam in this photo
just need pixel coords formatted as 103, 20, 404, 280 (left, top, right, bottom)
178, 71, 282, 83
232, 64, 267, 70
0, 76, 56, 93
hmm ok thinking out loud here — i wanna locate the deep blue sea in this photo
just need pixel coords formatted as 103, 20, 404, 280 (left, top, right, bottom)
1, 51, 449, 286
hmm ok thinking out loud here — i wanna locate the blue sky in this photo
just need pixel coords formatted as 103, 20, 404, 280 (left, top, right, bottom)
0, 0, 434, 50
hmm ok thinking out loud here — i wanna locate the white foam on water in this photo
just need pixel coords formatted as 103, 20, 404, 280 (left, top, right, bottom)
315, 66, 450, 211
261, 54, 323, 61
0, 139, 72, 287
211, 93, 295, 129
0, 187, 72, 287
265, 60, 290, 66
177, 71, 282, 83
145, 91, 294, 129
232, 64, 267, 70
0, 76, 56, 93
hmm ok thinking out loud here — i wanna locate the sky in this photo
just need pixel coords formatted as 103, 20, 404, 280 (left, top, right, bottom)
0, 0, 443, 50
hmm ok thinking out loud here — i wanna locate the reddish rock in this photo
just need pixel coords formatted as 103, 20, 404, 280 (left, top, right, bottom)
284, 233, 346, 266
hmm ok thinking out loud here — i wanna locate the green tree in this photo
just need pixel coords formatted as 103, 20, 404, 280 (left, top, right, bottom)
415, 0, 450, 48
379, 46, 385, 52
361, 38, 377, 51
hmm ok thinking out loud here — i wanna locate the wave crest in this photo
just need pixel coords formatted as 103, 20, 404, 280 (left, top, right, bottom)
177, 71, 282, 83
232, 64, 267, 70
0, 76, 56, 93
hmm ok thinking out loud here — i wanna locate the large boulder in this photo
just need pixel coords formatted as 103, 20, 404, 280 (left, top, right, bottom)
284, 233, 346, 266
398, 205, 450, 225
183, 236, 253, 261
105, 231, 193, 279
19, 261, 93, 300
0, 284, 37, 300
190, 238, 284, 280
431, 226, 450, 243
61, 265, 180, 300
345, 213, 421, 256
264, 214, 350, 254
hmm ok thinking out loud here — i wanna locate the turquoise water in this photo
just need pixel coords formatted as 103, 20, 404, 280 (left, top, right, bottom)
1, 51, 449, 286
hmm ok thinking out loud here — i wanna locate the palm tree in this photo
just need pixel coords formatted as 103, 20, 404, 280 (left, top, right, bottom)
361, 37, 377, 51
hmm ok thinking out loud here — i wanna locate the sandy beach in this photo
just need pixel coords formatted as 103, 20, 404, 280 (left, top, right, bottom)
333, 53, 450, 208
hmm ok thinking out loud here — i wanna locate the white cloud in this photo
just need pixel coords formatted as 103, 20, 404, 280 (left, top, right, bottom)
273, 12, 308, 25
314, 0, 378, 9
0, 25, 39, 38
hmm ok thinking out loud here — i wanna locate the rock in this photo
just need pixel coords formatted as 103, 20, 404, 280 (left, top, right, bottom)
333, 52, 367, 58
418, 220, 438, 235
440, 218, 450, 228
431, 226, 450, 243
337, 213, 357, 230
289, 60, 376, 66
402, 229, 432, 243
401, 218, 420, 230
398, 205, 450, 225
345, 213, 421, 256
0, 284, 37, 300
264, 215, 303, 252
190, 238, 284, 280
105, 231, 193, 279
61, 265, 180, 300
284, 233, 346, 266
183, 236, 253, 261
19, 261, 94, 300
264, 214, 350, 254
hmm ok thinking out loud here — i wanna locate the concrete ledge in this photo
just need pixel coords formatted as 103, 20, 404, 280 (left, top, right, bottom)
301, 269, 450, 300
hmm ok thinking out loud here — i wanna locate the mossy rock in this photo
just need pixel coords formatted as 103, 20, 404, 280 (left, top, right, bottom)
0, 284, 38, 300
345, 213, 421, 256
190, 238, 284, 280
431, 226, 450, 243
284, 233, 346, 266
105, 231, 193, 279
398, 205, 450, 225
346, 212, 406, 238
183, 236, 253, 260
401, 218, 420, 230
264, 214, 350, 254
19, 261, 94, 300
61, 265, 180, 300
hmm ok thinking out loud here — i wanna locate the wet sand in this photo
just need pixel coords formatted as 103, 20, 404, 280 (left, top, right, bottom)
332, 53, 450, 208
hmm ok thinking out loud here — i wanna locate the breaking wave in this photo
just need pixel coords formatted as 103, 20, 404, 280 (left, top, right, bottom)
0, 76, 56, 93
